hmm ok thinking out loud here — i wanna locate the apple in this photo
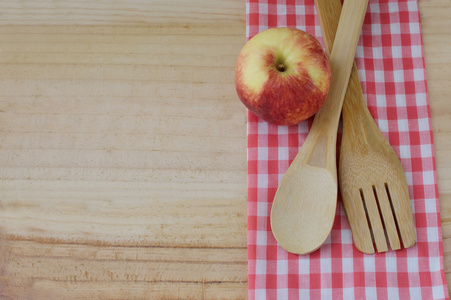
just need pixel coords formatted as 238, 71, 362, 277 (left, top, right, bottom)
235, 27, 331, 126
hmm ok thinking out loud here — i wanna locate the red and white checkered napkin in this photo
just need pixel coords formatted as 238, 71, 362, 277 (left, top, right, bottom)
246, 0, 449, 299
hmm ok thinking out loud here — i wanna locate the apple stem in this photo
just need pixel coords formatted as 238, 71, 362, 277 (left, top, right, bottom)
277, 64, 286, 72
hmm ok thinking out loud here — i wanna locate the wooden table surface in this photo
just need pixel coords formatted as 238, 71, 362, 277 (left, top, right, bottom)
0, 1, 449, 299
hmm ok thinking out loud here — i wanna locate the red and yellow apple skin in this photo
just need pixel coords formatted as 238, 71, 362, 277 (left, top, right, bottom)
235, 27, 331, 126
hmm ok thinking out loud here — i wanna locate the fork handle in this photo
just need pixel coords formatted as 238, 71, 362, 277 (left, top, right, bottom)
315, 0, 381, 147
310, 0, 368, 131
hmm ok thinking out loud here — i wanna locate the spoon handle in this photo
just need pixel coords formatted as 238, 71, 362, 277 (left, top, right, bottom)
315, 0, 372, 137
300, 0, 368, 170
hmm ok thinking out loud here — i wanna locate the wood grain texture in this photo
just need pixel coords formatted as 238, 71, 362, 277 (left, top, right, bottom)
420, 0, 451, 293
0, 0, 243, 25
0, 1, 248, 298
0, 0, 450, 298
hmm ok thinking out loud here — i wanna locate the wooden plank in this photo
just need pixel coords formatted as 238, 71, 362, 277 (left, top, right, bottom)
0, 22, 248, 299
0, 1, 244, 25
419, 0, 451, 292
1, 240, 247, 299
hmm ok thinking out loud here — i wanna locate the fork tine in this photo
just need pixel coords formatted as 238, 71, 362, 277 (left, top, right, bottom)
385, 182, 416, 248
361, 186, 388, 252
373, 183, 401, 251
342, 187, 374, 253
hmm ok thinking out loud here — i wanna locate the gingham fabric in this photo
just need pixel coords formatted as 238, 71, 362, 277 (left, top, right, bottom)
246, 0, 449, 299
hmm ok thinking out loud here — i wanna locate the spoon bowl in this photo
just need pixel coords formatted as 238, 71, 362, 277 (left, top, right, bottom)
271, 164, 336, 254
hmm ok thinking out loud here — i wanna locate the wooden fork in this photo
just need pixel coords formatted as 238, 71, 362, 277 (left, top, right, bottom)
315, 0, 416, 253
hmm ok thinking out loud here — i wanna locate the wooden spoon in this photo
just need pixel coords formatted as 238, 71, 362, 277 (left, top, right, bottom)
270, 0, 369, 255
315, 0, 416, 253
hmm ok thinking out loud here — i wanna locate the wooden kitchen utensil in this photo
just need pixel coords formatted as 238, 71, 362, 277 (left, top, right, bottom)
270, 0, 369, 255
315, 0, 416, 254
